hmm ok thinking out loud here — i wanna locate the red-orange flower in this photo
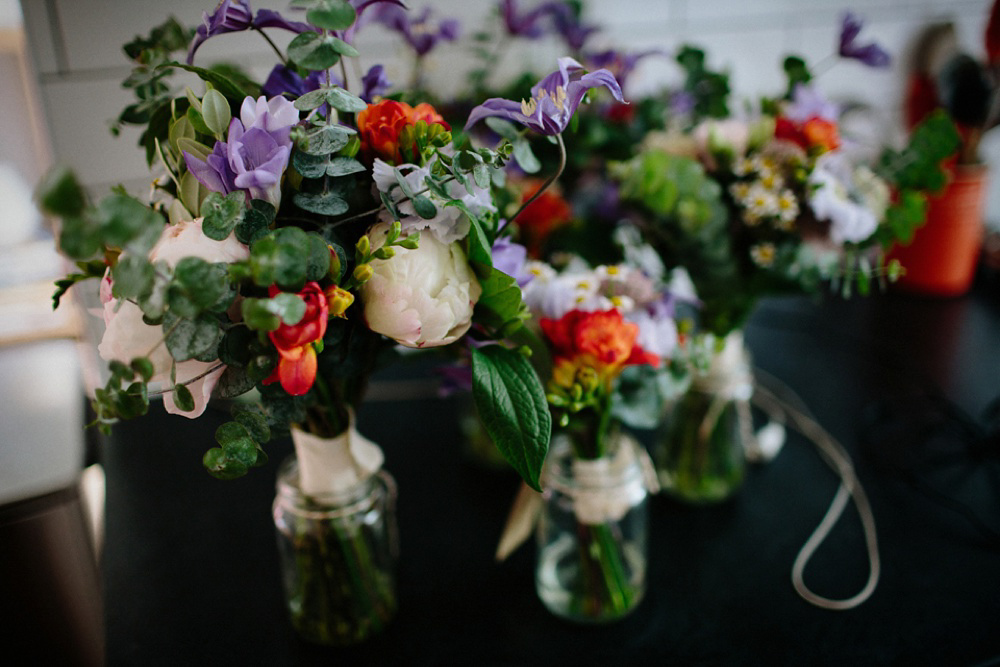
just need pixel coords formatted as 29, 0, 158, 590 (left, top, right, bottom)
356, 99, 450, 165
775, 115, 840, 154
515, 179, 573, 258
263, 281, 328, 396
540, 309, 658, 385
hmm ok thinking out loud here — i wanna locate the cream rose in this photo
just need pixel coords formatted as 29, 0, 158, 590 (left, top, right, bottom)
98, 218, 249, 418
360, 222, 481, 348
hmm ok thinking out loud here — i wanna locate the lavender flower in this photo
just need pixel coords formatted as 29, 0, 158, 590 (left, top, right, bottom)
838, 12, 891, 68
361, 65, 392, 102
500, 0, 554, 39
370, 4, 460, 56
184, 95, 299, 206
186, 1, 310, 64
584, 48, 665, 90
465, 57, 624, 135
491, 237, 534, 287
784, 83, 839, 123
548, 3, 599, 51
261, 65, 339, 99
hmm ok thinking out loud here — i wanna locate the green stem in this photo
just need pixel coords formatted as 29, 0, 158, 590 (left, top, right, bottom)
508, 133, 566, 225
254, 27, 287, 65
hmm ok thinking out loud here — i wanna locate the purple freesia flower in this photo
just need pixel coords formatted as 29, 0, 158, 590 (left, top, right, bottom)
838, 12, 891, 68
491, 237, 534, 287
186, 1, 310, 64
370, 4, 460, 56
784, 83, 839, 123
548, 3, 599, 51
361, 65, 392, 101
465, 57, 625, 135
184, 95, 299, 206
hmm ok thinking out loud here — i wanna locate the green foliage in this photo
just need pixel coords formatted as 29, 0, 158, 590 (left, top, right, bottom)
676, 44, 730, 121
878, 110, 962, 192
201, 191, 246, 240
782, 55, 812, 99
51, 260, 106, 309
35, 166, 86, 218
471, 345, 551, 491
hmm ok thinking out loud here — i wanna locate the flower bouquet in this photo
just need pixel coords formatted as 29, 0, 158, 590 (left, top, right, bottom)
516, 260, 678, 621
35, 0, 556, 645
608, 13, 961, 502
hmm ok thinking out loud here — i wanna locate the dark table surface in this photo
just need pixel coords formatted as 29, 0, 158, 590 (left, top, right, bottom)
100, 284, 1000, 666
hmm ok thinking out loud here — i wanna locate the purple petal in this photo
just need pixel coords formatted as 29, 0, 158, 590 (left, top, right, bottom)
838, 11, 891, 68
252, 9, 311, 33
464, 97, 532, 131
261, 64, 307, 98
184, 143, 236, 195
361, 64, 392, 101
186, 0, 253, 64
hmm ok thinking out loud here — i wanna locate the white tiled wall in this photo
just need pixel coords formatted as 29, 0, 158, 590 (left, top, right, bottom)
17, 0, 999, 220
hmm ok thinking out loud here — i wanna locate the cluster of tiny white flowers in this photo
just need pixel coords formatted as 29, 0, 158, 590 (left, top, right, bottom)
729, 153, 800, 230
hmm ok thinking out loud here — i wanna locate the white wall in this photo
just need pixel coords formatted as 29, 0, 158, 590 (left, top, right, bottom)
17, 0, 999, 221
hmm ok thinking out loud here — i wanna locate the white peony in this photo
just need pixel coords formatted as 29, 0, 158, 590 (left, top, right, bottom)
360, 222, 481, 348
98, 218, 250, 418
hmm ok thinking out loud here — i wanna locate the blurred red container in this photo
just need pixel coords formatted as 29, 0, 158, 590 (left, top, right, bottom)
889, 164, 988, 296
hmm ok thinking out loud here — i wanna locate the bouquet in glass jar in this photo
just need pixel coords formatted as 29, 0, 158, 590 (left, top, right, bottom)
35, 0, 555, 645
608, 14, 961, 502
506, 259, 682, 622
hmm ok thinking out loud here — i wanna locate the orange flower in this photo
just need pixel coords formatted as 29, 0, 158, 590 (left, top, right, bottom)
775, 115, 840, 154
263, 282, 328, 396
515, 179, 573, 258
540, 309, 658, 385
356, 99, 450, 165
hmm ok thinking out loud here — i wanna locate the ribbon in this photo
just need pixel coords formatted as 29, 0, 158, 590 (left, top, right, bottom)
291, 410, 384, 497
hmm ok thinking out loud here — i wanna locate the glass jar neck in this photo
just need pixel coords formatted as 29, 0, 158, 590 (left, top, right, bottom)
275, 456, 381, 515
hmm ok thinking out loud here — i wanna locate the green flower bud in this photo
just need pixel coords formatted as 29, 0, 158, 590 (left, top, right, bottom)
356, 235, 371, 257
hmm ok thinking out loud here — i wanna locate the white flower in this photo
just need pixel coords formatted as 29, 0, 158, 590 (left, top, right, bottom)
372, 158, 495, 244
521, 264, 607, 318
627, 308, 679, 359
98, 219, 250, 418
361, 222, 481, 348
808, 154, 883, 244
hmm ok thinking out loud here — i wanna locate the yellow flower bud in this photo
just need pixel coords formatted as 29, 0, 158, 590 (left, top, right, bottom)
353, 263, 374, 284
325, 286, 355, 318
356, 235, 371, 257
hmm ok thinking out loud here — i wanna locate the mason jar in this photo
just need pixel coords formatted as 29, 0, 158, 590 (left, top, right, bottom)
535, 431, 650, 623
273, 456, 397, 645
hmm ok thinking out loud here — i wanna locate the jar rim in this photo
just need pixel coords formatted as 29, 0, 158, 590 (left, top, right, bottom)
275, 456, 395, 519
542, 432, 646, 492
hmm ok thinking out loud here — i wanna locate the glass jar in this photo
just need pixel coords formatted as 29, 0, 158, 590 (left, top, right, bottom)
656, 330, 751, 503
273, 456, 397, 645
535, 431, 650, 623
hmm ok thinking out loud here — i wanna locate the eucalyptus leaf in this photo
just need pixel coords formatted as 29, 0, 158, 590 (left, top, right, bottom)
288, 32, 341, 71
306, 1, 356, 31
163, 311, 224, 362
412, 195, 437, 219
324, 86, 367, 113
212, 365, 257, 399
200, 191, 245, 241
36, 166, 86, 218
293, 191, 350, 216
172, 384, 196, 412
302, 123, 354, 155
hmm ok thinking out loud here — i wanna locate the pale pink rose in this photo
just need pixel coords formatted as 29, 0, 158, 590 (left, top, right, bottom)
98, 219, 248, 418
360, 222, 481, 348
692, 118, 751, 170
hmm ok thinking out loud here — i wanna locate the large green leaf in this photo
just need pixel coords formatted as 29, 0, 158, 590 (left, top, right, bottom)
161, 62, 260, 100
471, 345, 551, 491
